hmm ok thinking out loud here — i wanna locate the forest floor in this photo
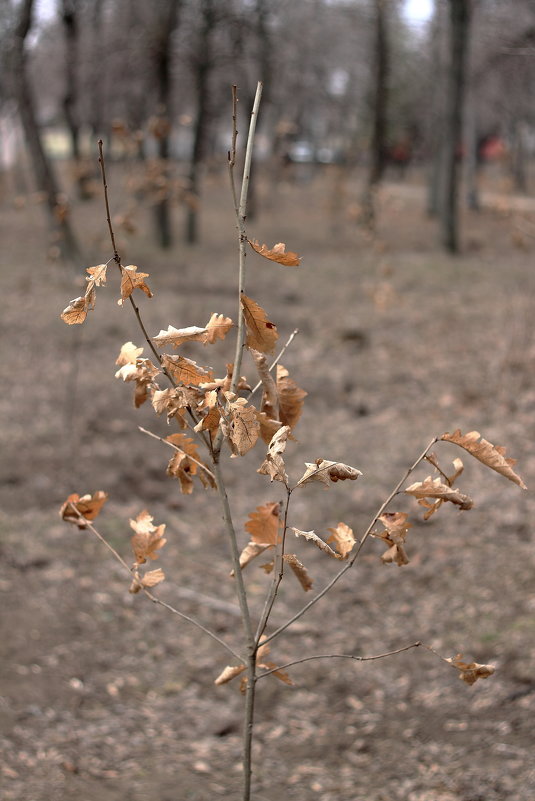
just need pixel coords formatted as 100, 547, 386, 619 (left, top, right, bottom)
1, 163, 535, 801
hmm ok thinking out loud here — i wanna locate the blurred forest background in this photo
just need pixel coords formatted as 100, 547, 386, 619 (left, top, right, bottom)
1, 2, 535, 801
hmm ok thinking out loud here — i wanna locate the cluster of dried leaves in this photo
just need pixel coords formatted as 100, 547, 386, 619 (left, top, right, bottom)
60, 239, 526, 694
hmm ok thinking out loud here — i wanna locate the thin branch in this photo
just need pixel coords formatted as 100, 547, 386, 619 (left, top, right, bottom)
228, 84, 239, 215
256, 641, 423, 680
229, 81, 263, 399
263, 437, 439, 647
255, 489, 292, 644
98, 139, 119, 261
138, 426, 216, 482
97, 140, 211, 451
248, 328, 300, 399
67, 504, 240, 660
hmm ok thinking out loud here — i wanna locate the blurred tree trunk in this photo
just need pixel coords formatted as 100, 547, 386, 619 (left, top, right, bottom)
427, 0, 448, 217
88, 0, 105, 142
12, 0, 81, 263
361, 0, 389, 229
61, 0, 90, 200
186, 0, 216, 245
440, 0, 472, 253
239, 0, 272, 221
152, 0, 181, 249
509, 119, 528, 194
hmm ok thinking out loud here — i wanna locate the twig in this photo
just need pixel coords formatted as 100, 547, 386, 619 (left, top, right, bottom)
67, 504, 240, 660
256, 641, 423, 680
98, 140, 212, 450
255, 489, 292, 644
229, 81, 263, 400
228, 85, 239, 215
138, 426, 216, 482
248, 328, 300, 399
263, 437, 439, 647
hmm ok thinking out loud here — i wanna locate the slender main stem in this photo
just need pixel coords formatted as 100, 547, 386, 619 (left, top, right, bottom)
262, 437, 439, 647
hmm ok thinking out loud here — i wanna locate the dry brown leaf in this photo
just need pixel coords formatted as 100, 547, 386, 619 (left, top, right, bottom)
441, 430, 526, 489
161, 355, 213, 386
153, 325, 208, 348
236, 542, 274, 572
130, 567, 166, 593
61, 296, 89, 325
118, 265, 153, 305
166, 433, 215, 493
276, 365, 307, 429
283, 553, 313, 591
446, 654, 495, 685
256, 410, 283, 444
130, 510, 167, 564
249, 239, 301, 267
257, 425, 291, 484
405, 476, 473, 514
115, 355, 160, 408
240, 294, 279, 354
245, 502, 281, 545
204, 313, 233, 344
86, 263, 108, 286
291, 527, 344, 559
326, 522, 356, 559
214, 664, 247, 686
141, 568, 165, 588
372, 512, 411, 566
60, 491, 108, 528
296, 459, 363, 488
116, 341, 144, 366
227, 397, 260, 456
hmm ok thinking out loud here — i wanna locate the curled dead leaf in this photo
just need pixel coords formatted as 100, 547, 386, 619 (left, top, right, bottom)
296, 459, 362, 488
372, 512, 411, 566
118, 265, 153, 305
248, 239, 301, 267
446, 654, 495, 685
60, 491, 108, 528
441, 430, 526, 490
405, 476, 473, 517
257, 425, 291, 484
291, 527, 344, 559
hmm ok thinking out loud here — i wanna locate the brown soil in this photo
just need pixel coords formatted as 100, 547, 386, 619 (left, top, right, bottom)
1, 165, 534, 801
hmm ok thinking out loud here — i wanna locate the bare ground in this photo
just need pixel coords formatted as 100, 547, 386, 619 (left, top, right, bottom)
1, 165, 535, 801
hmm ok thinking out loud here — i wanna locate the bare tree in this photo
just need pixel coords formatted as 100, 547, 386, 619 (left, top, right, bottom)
440, 0, 472, 253
10, 0, 81, 262
149, 0, 182, 248
186, 0, 217, 245
361, 0, 389, 228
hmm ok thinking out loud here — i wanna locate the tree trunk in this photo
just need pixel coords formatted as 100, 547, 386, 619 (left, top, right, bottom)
186, 0, 215, 245
440, 0, 472, 254
61, 0, 91, 200
13, 0, 81, 263
361, 0, 389, 229
152, 0, 181, 249
510, 119, 528, 194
